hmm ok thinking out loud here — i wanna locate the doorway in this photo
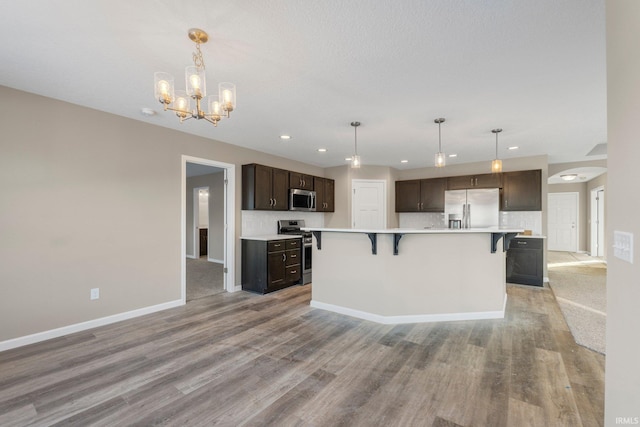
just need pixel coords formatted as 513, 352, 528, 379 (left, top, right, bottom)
548, 192, 579, 252
352, 179, 386, 229
590, 186, 605, 257
182, 156, 236, 303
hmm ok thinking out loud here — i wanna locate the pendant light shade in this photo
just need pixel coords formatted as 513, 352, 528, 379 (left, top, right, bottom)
491, 128, 503, 173
434, 118, 446, 168
351, 121, 361, 169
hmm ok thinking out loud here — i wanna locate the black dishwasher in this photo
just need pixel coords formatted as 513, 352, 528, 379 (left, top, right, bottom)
506, 238, 543, 286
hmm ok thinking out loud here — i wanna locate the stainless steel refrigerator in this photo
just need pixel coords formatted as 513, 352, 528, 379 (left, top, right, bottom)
444, 188, 500, 228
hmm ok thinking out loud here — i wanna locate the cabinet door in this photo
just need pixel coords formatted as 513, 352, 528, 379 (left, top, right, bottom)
267, 251, 286, 287
271, 168, 290, 210
395, 180, 421, 212
502, 170, 541, 211
254, 164, 274, 210
474, 173, 502, 189
420, 178, 446, 212
324, 179, 335, 212
314, 177, 326, 211
447, 175, 475, 190
290, 172, 313, 190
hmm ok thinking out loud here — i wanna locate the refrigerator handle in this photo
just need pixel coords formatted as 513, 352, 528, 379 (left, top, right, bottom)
467, 204, 471, 228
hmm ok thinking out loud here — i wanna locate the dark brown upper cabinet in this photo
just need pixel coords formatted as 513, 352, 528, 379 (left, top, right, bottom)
314, 177, 335, 212
501, 169, 542, 211
289, 172, 314, 190
242, 164, 289, 210
395, 178, 446, 212
447, 173, 503, 190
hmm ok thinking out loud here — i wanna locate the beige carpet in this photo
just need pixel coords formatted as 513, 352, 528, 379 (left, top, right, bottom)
186, 257, 225, 301
547, 251, 606, 354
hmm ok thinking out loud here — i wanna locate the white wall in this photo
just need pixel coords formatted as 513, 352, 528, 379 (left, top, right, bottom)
605, 0, 640, 420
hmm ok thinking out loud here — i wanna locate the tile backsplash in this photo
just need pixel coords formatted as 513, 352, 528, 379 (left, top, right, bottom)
241, 210, 325, 236
499, 211, 542, 235
399, 213, 446, 229
399, 211, 542, 235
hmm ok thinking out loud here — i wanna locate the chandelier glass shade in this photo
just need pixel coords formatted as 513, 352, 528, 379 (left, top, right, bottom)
153, 28, 236, 127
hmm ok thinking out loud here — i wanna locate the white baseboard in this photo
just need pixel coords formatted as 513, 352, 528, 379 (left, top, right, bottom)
208, 258, 224, 264
544, 276, 550, 283
310, 295, 507, 325
0, 299, 184, 353
186, 254, 197, 259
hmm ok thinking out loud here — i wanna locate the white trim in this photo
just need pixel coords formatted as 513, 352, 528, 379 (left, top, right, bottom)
207, 258, 224, 264
310, 294, 507, 325
0, 299, 183, 352
182, 156, 237, 297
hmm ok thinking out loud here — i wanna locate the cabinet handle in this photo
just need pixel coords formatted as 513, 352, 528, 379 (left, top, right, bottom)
273, 198, 277, 206
291, 270, 297, 274
417, 202, 420, 209
283, 253, 286, 262
475, 178, 478, 186
471, 178, 474, 186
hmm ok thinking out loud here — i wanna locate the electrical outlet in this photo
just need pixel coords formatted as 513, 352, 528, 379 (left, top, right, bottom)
613, 231, 634, 264
90, 288, 100, 300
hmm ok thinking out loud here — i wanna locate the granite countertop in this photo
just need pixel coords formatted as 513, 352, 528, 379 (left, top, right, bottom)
240, 234, 303, 241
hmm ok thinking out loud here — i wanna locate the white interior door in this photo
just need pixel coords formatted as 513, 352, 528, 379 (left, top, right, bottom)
548, 192, 578, 252
352, 180, 386, 229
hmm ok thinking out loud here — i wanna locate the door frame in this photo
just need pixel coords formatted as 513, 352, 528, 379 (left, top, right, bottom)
181, 155, 237, 302
351, 179, 387, 229
548, 192, 579, 252
590, 186, 605, 257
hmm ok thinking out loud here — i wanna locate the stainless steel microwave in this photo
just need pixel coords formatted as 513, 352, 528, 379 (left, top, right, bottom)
289, 189, 316, 211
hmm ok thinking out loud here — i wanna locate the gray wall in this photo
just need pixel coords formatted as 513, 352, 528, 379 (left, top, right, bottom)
605, 0, 640, 419
0, 85, 324, 342
186, 172, 225, 261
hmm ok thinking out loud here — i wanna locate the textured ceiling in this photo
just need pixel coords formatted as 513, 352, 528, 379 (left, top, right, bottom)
0, 0, 607, 170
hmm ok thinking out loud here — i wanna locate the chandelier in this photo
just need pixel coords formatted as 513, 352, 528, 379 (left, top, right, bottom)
153, 28, 236, 127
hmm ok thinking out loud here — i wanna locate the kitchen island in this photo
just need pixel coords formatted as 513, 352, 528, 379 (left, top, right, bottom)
302, 227, 522, 324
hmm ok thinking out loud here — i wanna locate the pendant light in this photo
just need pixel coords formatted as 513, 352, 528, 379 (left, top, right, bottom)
351, 121, 361, 169
434, 118, 446, 167
491, 128, 503, 173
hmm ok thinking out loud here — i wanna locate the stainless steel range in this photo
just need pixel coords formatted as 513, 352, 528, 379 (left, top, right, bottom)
277, 220, 312, 285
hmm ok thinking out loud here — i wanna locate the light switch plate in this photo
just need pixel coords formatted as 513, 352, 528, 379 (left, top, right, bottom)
90, 288, 100, 300
613, 231, 634, 264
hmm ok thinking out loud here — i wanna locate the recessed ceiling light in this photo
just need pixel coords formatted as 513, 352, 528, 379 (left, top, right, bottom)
508, 146, 519, 150
317, 148, 327, 152
141, 108, 156, 116
345, 157, 352, 161
448, 154, 457, 158
560, 174, 578, 181
400, 160, 409, 163
280, 135, 291, 140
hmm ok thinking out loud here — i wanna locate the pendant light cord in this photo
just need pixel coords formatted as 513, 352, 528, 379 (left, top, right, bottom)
438, 121, 442, 152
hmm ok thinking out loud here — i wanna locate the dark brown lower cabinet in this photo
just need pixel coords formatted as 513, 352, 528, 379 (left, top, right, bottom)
242, 238, 302, 294
199, 228, 208, 256
506, 238, 543, 286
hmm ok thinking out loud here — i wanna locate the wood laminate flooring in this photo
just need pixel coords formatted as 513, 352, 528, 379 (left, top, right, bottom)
0, 284, 604, 426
